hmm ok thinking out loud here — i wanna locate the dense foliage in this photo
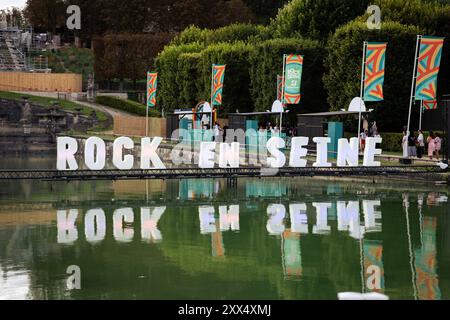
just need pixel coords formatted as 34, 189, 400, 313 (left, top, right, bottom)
324, 21, 423, 131
270, 0, 370, 40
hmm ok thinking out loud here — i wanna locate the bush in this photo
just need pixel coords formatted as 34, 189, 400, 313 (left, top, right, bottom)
249, 38, 327, 119
324, 21, 423, 132
155, 43, 203, 112
196, 41, 255, 116
172, 24, 271, 46
270, 0, 369, 41
96, 96, 161, 117
177, 52, 203, 108
380, 132, 404, 152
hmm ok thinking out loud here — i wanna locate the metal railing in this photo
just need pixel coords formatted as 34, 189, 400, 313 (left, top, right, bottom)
0, 165, 444, 181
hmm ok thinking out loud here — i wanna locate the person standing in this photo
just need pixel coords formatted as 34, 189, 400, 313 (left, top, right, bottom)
417, 130, 424, 159
402, 131, 408, 158
213, 122, 221, 142
408, 132, 417, 158
427, 131, 436, 160
434, 133, 442, 160
360, 130, 367, 152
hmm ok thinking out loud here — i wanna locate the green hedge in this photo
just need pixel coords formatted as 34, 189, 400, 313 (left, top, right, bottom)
96, 96, 160, 117
324, 21, 423, 132
270, 0, 369, 40
196, 41, 255, 116
380, 132, 403, 152
177, 52, 203, 108
172, 24, 270, 46
249, 38, 327, 116
155, 43, 203, 112
344, 132, 403, 152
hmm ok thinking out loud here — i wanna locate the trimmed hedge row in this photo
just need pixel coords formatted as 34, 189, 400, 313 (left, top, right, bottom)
96, 96, 160, 117
324, 21, 423, 132
249, 38, 327, 115
156, 37, 326, 117
172, 24, 270, 46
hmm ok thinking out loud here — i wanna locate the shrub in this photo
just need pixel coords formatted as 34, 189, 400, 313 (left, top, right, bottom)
196, 41, 255, 116
172, 23, 271, 46
380, 132, 404, 152
248, 38, 328, 117
177, 52, 203, 108
155, 43, 203, 112
270, 0, 369, 41
96, 96, 160, 117
324, 21, 423, 132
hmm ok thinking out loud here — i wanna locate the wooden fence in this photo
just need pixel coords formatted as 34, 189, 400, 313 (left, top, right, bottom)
114, 115, 166, 137
0, 72, 82, 92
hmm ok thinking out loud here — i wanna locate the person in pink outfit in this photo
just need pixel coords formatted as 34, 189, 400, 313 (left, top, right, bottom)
427, 131, 436, 160
434, 133, 442, 160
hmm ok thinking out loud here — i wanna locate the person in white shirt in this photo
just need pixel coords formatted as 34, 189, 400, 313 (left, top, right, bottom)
417, 130, 424, 159
213, 122, 221, 142
402, 131, 408, 158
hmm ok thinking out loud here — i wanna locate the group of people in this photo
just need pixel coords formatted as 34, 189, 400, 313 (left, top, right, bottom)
359, 121, 380, 152
403, 130, 442, 160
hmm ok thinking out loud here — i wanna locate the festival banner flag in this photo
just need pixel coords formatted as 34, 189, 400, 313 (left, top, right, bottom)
283, 54, 303, 104
415, 36, 445, 101
363, 240, 385, 293
364, 42, 387, 102
423, 100, 438, 110
414, 217, 442, 300
277, 75, 284, 101
212, 64, 226, 106
147, 72, 158, 108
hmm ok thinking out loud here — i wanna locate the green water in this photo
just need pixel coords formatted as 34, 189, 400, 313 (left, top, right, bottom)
0, 157, 449, 300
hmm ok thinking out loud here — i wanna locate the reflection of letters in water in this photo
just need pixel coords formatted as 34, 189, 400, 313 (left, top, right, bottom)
57, 200, 382, 244
199, 205, 240, 234
266, 200, 381, 239
57, 207, 166, 244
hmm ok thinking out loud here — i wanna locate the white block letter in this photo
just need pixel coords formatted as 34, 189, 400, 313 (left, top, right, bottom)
267, 137, 286, 168
84, 137, 106, 170
113, 137, 134, 170
337, 138, 359, 167
313, 137, 331, 167
363, 137, 382, 167
141, 137, 165, 169
57, 137, 78, 170
199, 142, 216, 168
289, 137, 309, 167
219, 143, 240, 168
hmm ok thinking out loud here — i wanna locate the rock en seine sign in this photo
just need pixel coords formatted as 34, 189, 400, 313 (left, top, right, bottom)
56, 135, 383, 170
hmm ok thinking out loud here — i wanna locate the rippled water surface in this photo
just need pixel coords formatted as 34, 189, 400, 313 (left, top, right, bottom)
0, 156, 449, 299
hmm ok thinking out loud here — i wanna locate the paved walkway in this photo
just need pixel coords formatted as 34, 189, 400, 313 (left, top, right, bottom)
13, 91, 132, 118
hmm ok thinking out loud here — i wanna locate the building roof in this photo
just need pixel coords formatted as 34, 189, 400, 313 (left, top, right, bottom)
297, 111, 370, 117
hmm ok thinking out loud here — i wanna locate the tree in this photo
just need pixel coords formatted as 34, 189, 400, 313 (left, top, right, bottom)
243, 0, 287, 24
23, 0, 66, 34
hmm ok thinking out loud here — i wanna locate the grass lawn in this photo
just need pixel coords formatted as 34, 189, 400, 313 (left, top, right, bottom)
0, 91, 108, 122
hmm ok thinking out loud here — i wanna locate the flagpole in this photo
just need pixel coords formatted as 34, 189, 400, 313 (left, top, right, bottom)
146, 72, 149, 137
210, 64, 214, 135
407, 35, 422, 140
280, 54, 286, 132
358, 42, 368, 153
419, 100, 423, 131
